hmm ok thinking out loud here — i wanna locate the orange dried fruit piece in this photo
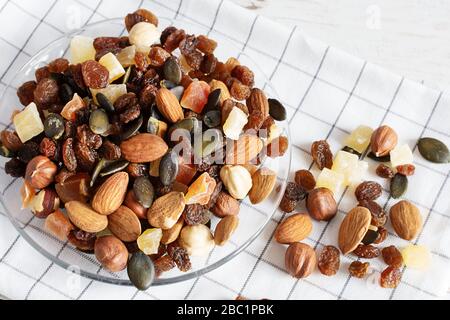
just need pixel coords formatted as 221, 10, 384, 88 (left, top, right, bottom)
180, 80, 210, 114
176, 160, 197, 186
44, 209, 75, 241
61, 93, 86, 121
184, 172, 216, 205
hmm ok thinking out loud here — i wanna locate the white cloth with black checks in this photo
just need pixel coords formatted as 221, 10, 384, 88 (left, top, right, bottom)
0, 0, 449, 300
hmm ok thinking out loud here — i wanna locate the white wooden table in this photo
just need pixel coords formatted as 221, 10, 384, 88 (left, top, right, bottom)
232, 0, 450, 90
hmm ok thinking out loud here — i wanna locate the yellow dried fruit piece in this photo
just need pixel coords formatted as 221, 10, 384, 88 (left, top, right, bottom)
390, 144, 414, 168
331, 150, 359, 186
401, 244, 431, 271
137, 228, 163, 255
116, 45, 136, 67
70, 35, 96, 64
348, 160, 368, 186
99, 52, 126, 82
13, 102, 44, 143
316, 168, 345, 194
91, 84, 127, 105
223, 107, 248, 140
344, 125, 373, 154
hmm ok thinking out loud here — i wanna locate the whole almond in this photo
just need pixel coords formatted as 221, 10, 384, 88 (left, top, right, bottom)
211, 191, 240, 217
156, 87, 184, 123
92, 172, 129, 215
338, 206, 372, 254
370, 125, 398, 157
214, 215, 239, 246
285, 242, 316, 279
225, 134, 263, 165
389, 200, 422, 240
246, 88, 269, 119
65, 201, 108, 233
107, 205, 142, 242
249, 167, 277, 204
120, 133, 168, 163
161, 216, 184, 245
274, 213, 312, 244
147, 191, 185, 229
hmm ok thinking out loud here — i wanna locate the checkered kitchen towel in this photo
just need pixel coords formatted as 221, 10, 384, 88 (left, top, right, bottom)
0, 0, 449, 300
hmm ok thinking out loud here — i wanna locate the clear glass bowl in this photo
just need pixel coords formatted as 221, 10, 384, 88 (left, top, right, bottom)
0, 18, 291, 286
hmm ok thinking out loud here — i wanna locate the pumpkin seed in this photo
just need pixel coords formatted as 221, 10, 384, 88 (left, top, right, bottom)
122, 66, 132, 84
170, 86, 184, 101
60, 83, 74, 104
0, 144, 14, 158
121, 115, 143, 140
147, 117, 160, 135
96, 92, 115, 113
91, 158, 114, 187
160, 79, 176, 89
133, 177, 155, 209
203, 110, 221, 128
169, 118, 200, 136
390, 173, 408, 199
159, 151, 179, 186
367, 152, 390, 162
418, 137, 450, 164
268, 98, 287, 121
44, 113, 65, 140
89, 109, 110, 135
127, 251, 155, 290
163, 57, 182, 85
100, 160, 130, 177
204, 88, 221, 112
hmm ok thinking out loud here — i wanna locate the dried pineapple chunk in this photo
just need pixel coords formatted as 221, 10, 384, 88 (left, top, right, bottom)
70, 35, 96, 64
331, 150, 359, 186
401, 244, 431, 271
390, 144, 413, 168
116, 45, 136, 67
344, 125, 373, 154
99, 52, 126, 83
316, 168, 345, 194
137, 228, 163, 255
91, 84, 127, 105
348, 160, 368, 185
223, 107, 248, 140
13, 102, 44, 143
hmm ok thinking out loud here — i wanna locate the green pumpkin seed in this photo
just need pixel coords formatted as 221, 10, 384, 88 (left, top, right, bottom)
89, 109, 110, 135
203, 110, 221, 128
268, 98, 287, 121
418, 137, 450, 164
163, 57, 182, 85
159, 151, 179, 186
147, 117, 160, 135
133, 177, 155, 208
170, 86, 184, 101
204, 88, 221, 112
91, 158, 115, 187
367, 152, 390, 162
160, 79, 176, 89
127, 252, 155, 290
121, 115, 143, 141
100, 160, 130, 177
390, 173, 408, 199
44, 113, 65, 140
122, 66, 132, 85
96, 93, 115, 113
169, 118, 200, 136
0, 144, 14, 158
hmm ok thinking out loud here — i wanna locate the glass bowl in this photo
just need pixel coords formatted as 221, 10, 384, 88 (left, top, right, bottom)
0, 18, 291, 286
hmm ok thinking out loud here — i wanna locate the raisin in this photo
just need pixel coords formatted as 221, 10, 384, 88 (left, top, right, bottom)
148, 46, 170, 67
142, 69, 160, 87
75, 142, 96, 171
125, 9, 158, 31
62, 138, 77, 172
99, 140, 121, 160
244, 110, 265, 131
64, 120, 76, 139
39, 137, 56, 158
318, 245, 340, 276
396, 164, 415, 176
376, 163, 395, 179
126, 163, 147, 178
119, 104, 141, 124
48, 58, 69, 73
167, 243, 192, 272
200, 54, 217, 74
139, 84, 157, 108
183, 204, 210, 225
382, 245, 404, 268
380, 266, 402, 288
5, 158, 25, 177
155, 181, 173, 197
93, 36, 129, 51
196, 35, 217, 54
1, 130, 23, 152
267, 136, 289, 158
231, 65, 254, 87
154, 255, 176, 277
260, 116, 275, 133
374, 227, 388, 244
355, 181, 382, 201
68, 64, 86, 90
114, 93, 138, 112
294, 169, 316, 192
230, 79, 251, 100
76, 124, 102, 150
279, 181, 306, 213
311, 140, 333, 170
163, 28, 186, 53
358, 199, 387, 227
34, 78, 60, 108
205, 181, 223, 209
81, 60, 109, 89
18, 141, 40, 163
184, 51, 203, 70
68, 229, 96, 252
17, 81, 37, 106
134, 51, 150, 71
160, 27, 177, 46
353, 244, 380, 258
55, 168, 75, 184
179, 35, 198, 55
348, 261, 369, 278
35, 66, 50, 82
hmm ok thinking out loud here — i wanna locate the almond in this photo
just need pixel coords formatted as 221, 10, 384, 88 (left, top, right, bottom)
389, 200, 422, 240
248, 167, 277, 204
120, 133, 168, 163
92, 172, 129, 215
161, 216, 184, 245
214, 215, 239, 246
147, 191, 185, 229
156, 87, 184, 123
65, 201, 108, 233
225, 134, 263, 165
107, 205, 142, 242
246, 88, 269, 119
274, 213, 312, 244
338, 206, 372, 254
211, 191, 240, 217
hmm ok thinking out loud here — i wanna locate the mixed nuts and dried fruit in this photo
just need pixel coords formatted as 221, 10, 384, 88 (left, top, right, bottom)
1, 9, 289, 290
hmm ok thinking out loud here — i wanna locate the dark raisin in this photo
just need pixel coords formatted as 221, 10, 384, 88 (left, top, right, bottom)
18, 141, 40, 163
348, 261, 369, 278
376, 163, 395, 179
380, 266, 402, 288
114, 93, 138, 112
135, 51, 150, 71
119, 104, 141, 124
81, 60, 109, 89
311, 140, 333, 170
184, 51, 203, 70
0, 130, 23, 152
126, 163, 148, 178
76, 124, 102, 150
294, 169, 316, 192
68, 64, 86, 90
318, 245, 340, 276
99, 140, 121, 161
353, 244, 380, 259
125, 9, 158, 31
75, 142, 96, 171
355, 181, 382, 201
5, 158, 25, 177
154, 255, 176, 277
374, 227, 388, 244
160, 27, 177, 46
62, 138, 77, 172
196, 35, 217, 54
35, 66, 50, 82
34, 78, 60, 108
48, 58, 69, 73
231, 65, 254, 87
200, 54, 217, 74
139, 84, 158, 108
358, 199, 387, 227
155, 181, 173, 197
167, 243, 192, 272
68, 229, 96, 252
39, 138, 56, 159
230, 79, 251, 100
17, 81, 37, 106
183, 204, 210, 225
93, 36, 129, 51
163, 28, 186, 53
382, 246, 403, 268
179, 35, 198, 55
142, 69, 160, 88
64, 120, 76, 139
148, 46, 170, 67
279, 197, 298, 213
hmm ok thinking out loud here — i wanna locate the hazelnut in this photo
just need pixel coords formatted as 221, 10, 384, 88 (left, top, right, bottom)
285, 242, 316, 278
370, 125, 398, 157
220, 165, 252, 200
211, 191, 240, 218
31, 188, 60, 218
25, 155, 57, 189
179, 224, 215, 257
129, 22, 161, 48
124, 190, 147, 219
306, 187, 337, 221
94, 235, 128, 272
20, 181, 36, 209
